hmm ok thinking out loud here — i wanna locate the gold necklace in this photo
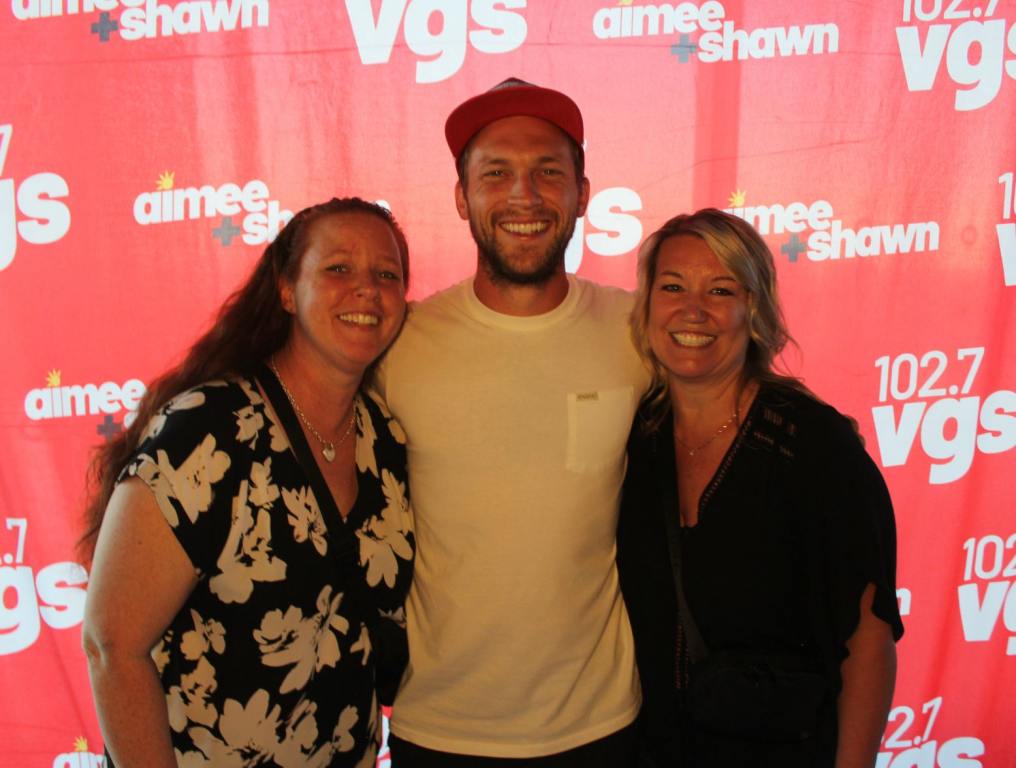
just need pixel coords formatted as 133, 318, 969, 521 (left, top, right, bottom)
270, 358, 355, 462
674, 411, 738, 456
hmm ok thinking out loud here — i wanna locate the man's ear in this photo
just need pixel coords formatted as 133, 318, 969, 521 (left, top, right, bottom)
455, 181, 469, 221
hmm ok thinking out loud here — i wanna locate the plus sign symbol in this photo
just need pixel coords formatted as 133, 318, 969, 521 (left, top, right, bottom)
213, 216, 243, 246
781, 234, 807, 263
97, 415, 122, 441
91, 11, 119, 42
670, 34, 698, 63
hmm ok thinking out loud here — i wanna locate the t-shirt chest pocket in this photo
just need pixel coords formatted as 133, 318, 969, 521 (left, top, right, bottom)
565, 386, 634, 473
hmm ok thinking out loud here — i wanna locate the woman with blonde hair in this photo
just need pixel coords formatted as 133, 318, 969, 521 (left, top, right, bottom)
618, 208, 903, 767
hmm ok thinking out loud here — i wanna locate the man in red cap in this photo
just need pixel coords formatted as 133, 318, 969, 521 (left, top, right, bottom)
375, 78, 648, 766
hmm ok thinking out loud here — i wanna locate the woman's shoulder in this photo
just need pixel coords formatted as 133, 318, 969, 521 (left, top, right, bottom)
360, 389, 405, 439
629, 396, 671, 455
135, 375, 261, 449
756, 381, 861, 451
156, 375, 256, 413
118, 376, 265, 535
357, 389, 408, 477
755, 382, 891, 516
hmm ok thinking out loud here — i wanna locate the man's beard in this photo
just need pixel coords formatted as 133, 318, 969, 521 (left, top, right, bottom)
469, 210, 577, 286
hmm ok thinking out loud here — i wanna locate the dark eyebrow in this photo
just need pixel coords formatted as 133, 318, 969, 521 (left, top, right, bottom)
658, 270, 737, 283
475, 153, 567, 167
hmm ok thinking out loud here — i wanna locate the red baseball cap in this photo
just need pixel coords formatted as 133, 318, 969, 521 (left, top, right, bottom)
444, 77, 584, 159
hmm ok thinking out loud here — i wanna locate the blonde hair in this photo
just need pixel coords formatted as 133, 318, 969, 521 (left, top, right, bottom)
631, 207, 807, 428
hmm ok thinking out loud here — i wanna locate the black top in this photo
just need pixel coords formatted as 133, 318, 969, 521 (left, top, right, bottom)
618, 383, 903, 767
115, 371, 414, 766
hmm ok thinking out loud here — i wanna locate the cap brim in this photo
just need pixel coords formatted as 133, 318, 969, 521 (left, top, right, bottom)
445, 85, 584, 158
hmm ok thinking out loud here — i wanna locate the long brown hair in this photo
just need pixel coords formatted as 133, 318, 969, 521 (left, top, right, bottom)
79, 197, 409, 561
631, 207, 810, 429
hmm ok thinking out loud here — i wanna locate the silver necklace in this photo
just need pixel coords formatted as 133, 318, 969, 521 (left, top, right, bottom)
269, 358, 355, 463
674, 412, 738, 456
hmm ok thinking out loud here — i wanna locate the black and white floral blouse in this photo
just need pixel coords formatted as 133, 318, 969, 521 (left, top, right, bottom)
117, 372, 414, 767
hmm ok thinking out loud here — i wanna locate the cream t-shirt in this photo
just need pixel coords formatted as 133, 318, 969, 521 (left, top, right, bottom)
377, 276, 651, 757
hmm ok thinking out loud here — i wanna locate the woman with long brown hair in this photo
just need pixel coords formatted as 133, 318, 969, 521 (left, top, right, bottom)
81, 197, 414, 767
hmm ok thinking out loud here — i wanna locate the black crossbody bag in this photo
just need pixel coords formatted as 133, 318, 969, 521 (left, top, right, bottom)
660, 503, 827, 744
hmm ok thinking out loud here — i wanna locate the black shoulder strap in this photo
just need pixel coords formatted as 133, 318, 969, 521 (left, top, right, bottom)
252, 364, 381, 637
654, 426, 710, 663
253, 363, 355, 558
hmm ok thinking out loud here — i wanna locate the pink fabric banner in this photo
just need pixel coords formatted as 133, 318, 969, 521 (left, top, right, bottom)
1, 1, 1013, 765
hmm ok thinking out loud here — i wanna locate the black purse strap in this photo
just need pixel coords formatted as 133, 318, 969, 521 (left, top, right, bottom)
655, 426, 710, 664
254, 364, 348, 525
662, 504, 710, 664
253, 363, 366, 614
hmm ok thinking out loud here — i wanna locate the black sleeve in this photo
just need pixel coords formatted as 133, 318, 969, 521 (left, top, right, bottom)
118, 380, 250, 577
807, 407, 905, 664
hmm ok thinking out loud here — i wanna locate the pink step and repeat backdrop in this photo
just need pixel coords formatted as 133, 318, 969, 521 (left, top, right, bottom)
2, 0, 1015, 765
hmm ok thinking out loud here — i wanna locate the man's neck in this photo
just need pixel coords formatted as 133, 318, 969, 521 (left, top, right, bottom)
472, 269, 570, 317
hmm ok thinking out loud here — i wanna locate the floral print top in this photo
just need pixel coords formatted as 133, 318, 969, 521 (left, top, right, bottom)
117, 374, 414, 767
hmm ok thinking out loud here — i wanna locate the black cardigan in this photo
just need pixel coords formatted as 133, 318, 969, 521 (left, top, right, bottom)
617, 383, 903, 767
